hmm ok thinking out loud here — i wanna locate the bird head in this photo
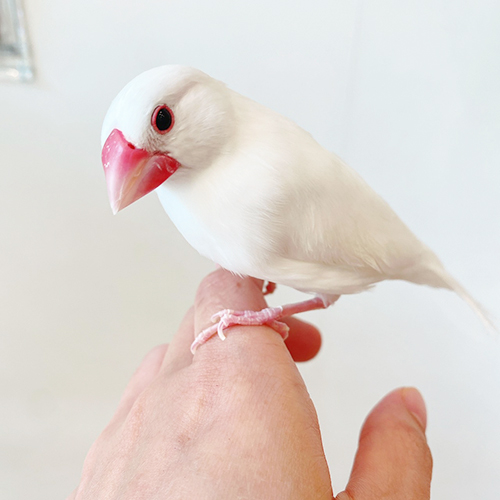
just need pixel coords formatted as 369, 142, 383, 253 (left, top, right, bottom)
101, 65, 234, 213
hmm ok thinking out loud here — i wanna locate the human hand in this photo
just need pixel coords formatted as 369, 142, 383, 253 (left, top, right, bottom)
69, 269, 432, 499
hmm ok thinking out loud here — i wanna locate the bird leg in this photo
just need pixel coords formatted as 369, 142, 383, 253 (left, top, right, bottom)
190, 295, 339, 353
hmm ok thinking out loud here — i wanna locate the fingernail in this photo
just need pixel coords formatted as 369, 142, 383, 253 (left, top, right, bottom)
402, 387, 427, 431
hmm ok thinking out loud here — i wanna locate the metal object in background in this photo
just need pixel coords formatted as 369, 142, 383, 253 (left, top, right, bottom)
0, 0, 33, 82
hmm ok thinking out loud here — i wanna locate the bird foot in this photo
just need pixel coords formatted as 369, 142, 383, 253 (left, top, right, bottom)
190, 295, 338, 354
190, 306, 288, 353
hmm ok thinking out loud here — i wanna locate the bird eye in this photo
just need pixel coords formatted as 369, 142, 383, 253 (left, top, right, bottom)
152, 105, 174, 134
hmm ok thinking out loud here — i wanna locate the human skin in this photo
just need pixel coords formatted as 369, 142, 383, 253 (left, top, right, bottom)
69, 269, 432, 499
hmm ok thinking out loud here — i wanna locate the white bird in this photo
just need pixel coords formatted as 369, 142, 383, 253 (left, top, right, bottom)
101, 65, 492, 352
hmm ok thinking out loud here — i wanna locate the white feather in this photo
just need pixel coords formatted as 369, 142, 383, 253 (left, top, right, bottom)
103, 65, 494, 329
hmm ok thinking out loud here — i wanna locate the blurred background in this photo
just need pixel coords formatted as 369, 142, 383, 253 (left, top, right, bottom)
1, 0, 499, 498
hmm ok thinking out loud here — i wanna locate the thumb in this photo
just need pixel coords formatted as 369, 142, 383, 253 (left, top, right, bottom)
337, 387, 432, 500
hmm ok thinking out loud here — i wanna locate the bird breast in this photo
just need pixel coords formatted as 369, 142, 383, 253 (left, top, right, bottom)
155, 152, 282, 278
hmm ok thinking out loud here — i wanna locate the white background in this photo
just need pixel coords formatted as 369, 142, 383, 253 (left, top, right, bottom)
1, 1, 499, 498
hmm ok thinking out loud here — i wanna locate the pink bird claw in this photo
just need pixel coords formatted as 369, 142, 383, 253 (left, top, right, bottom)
267, 320, 289, 340
190, 296, 336, 354
191, 306, 288, 354
211, 309, 232, 323
216, 313, 232, 340
217, 326, 226, 340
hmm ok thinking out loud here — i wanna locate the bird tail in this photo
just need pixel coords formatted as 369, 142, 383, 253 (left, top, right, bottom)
404, 259, 496, 331
438, 271, 495, 331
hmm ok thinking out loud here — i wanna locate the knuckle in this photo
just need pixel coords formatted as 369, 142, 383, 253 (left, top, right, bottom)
195, 269, 227, 303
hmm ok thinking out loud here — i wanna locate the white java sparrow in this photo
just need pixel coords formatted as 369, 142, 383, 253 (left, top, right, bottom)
101, 65, 492, 352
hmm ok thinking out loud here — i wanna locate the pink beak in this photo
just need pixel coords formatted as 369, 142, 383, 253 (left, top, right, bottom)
101, 129, 180, 214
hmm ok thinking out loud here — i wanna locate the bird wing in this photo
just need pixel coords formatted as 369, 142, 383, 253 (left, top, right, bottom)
223, 92, 436, 295
279, 152, 428, 275
264, 150, 435, 294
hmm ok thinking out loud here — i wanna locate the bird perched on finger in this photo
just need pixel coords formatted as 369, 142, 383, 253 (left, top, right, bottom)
101, 65, 493, 352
